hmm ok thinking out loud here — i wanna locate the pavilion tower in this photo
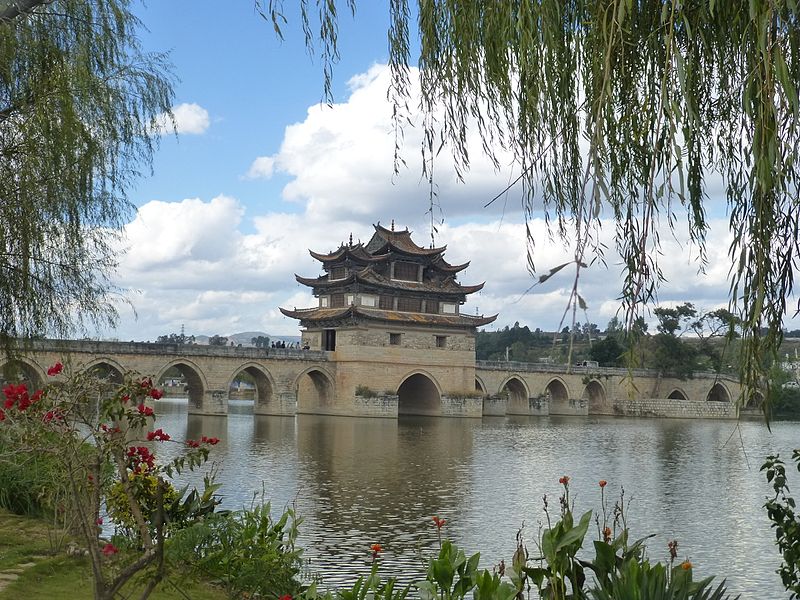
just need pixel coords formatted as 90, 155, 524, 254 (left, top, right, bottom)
280, 223, 496, 417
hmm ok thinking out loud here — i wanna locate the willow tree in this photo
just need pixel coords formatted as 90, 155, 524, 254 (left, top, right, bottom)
267, 0, 800, 401
0, 0, 173, 343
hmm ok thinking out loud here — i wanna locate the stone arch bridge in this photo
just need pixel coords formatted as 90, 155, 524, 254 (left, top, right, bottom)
1, 341, 743, 419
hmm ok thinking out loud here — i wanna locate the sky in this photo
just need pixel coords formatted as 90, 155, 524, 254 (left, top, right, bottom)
97, 1, 795, 341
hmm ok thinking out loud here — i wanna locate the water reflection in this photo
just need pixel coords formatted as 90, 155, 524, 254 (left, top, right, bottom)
153, 398, 797, 597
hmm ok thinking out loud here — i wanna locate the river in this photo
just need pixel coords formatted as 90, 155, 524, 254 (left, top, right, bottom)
154, 399, 799, 598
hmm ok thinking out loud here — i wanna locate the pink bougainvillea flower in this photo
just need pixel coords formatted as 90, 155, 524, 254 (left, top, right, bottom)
136, 404, 154, 417
47, 362, 63, 376
186, 439, 200, 448
149, 388, 164, 400
201, 435, 220, 445
102, 543, 118, 556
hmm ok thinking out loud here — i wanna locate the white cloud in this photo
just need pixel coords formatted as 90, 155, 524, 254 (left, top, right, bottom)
103, 64, 799, 342
245, 156, 275, 179
153, 102, 211, 135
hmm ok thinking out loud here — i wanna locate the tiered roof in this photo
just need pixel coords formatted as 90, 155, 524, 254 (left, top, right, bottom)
280, 223, 496, 330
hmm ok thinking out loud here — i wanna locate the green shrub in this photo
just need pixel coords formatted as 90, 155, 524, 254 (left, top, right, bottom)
763, 450, 800, 597
167, 502, 303, 598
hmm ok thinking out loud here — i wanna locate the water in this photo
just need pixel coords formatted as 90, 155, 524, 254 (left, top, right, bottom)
153, 398, 799, 597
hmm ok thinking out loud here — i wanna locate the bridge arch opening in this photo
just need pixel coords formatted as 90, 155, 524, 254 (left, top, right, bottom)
229, 365, 274, 409
582, 380, 607, 413
0, 359, 44, 391
85, 360, 124, 385
545, 378, 570, 413
668, 389, 688, 401
706, 383, 731, 403
501, 377, 529, 414
475, 377, 486, 395
397, 373, 441, 416
746, 390, 765, 409
297, 369, 334, 414
157, 362, 205, 410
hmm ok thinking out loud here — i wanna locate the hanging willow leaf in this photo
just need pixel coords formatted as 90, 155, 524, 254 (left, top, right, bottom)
538, 261, 572, 284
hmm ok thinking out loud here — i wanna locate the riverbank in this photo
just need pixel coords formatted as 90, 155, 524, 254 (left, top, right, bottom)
0, 510, 225, 599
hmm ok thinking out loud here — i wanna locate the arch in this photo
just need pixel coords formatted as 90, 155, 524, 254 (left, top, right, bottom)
746, 390, 765, 409
227, 363, 275, 409
0, 357, 45, 390
396, 371, 442, 416
500, 376, 530, 414
706, 382, 731, 403
83, 358, 125, 384
156, 359, 208, 411
474, 376, 487, 395
582, 379, 607, 413
544, 378, 570, 413
667, 388, 689, 401
295, 367, 335, 414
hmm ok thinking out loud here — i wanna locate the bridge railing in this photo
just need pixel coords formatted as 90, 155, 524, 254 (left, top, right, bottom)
475, 360, 738, 382
22, 339, 328, 361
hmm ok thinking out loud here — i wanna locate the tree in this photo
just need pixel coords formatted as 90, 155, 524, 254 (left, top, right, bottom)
0, 1, 173, 343
272, 1, 800, 401
208, 335, 228, 346
251, 335, 271, 348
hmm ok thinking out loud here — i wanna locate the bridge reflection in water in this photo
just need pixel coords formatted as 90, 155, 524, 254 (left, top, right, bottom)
155, 398, 795, 598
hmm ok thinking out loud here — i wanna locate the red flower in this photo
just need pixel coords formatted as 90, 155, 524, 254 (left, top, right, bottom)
139, 377, 153, 389
136, 404, 154, 417
146, 428, 170, 442
43, 409, 64, 423
432, 516, 446, 529
599, 480, 607, 488
0, 409, 5, 421
121, 394, 130, 404
602, 527, 612, 543
279, 596, 292, 600
102, 543, 118, 556
30, 389, 43, 402
186, 439, 200, 448
96, 517, 103, 525
47, 362, 63, 376
149, 388, 164, 400
201, 435, 220, 445
559, 475, 570, 485
126, 446, 155, 472
371, 543, 382, 558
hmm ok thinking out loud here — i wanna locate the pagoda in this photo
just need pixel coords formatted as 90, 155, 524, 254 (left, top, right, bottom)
280, 222, 496, 351
280, 222, 496, 417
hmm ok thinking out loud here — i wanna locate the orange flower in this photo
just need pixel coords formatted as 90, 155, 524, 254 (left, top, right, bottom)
559, 475, 570, 485
371, 543, 382, 558
432, 516, 446, 529
602, 527, 612, 543
681, 560, 692, 570
599, 480, 607, 488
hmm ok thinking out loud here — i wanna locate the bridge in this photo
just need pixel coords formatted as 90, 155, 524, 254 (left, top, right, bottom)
0, 339, 744, 420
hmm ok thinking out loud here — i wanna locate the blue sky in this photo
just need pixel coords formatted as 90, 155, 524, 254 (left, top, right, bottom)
98, 1, 786, 342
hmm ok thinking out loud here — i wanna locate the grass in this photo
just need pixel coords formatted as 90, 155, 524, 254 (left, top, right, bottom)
0, 511, 226, 599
